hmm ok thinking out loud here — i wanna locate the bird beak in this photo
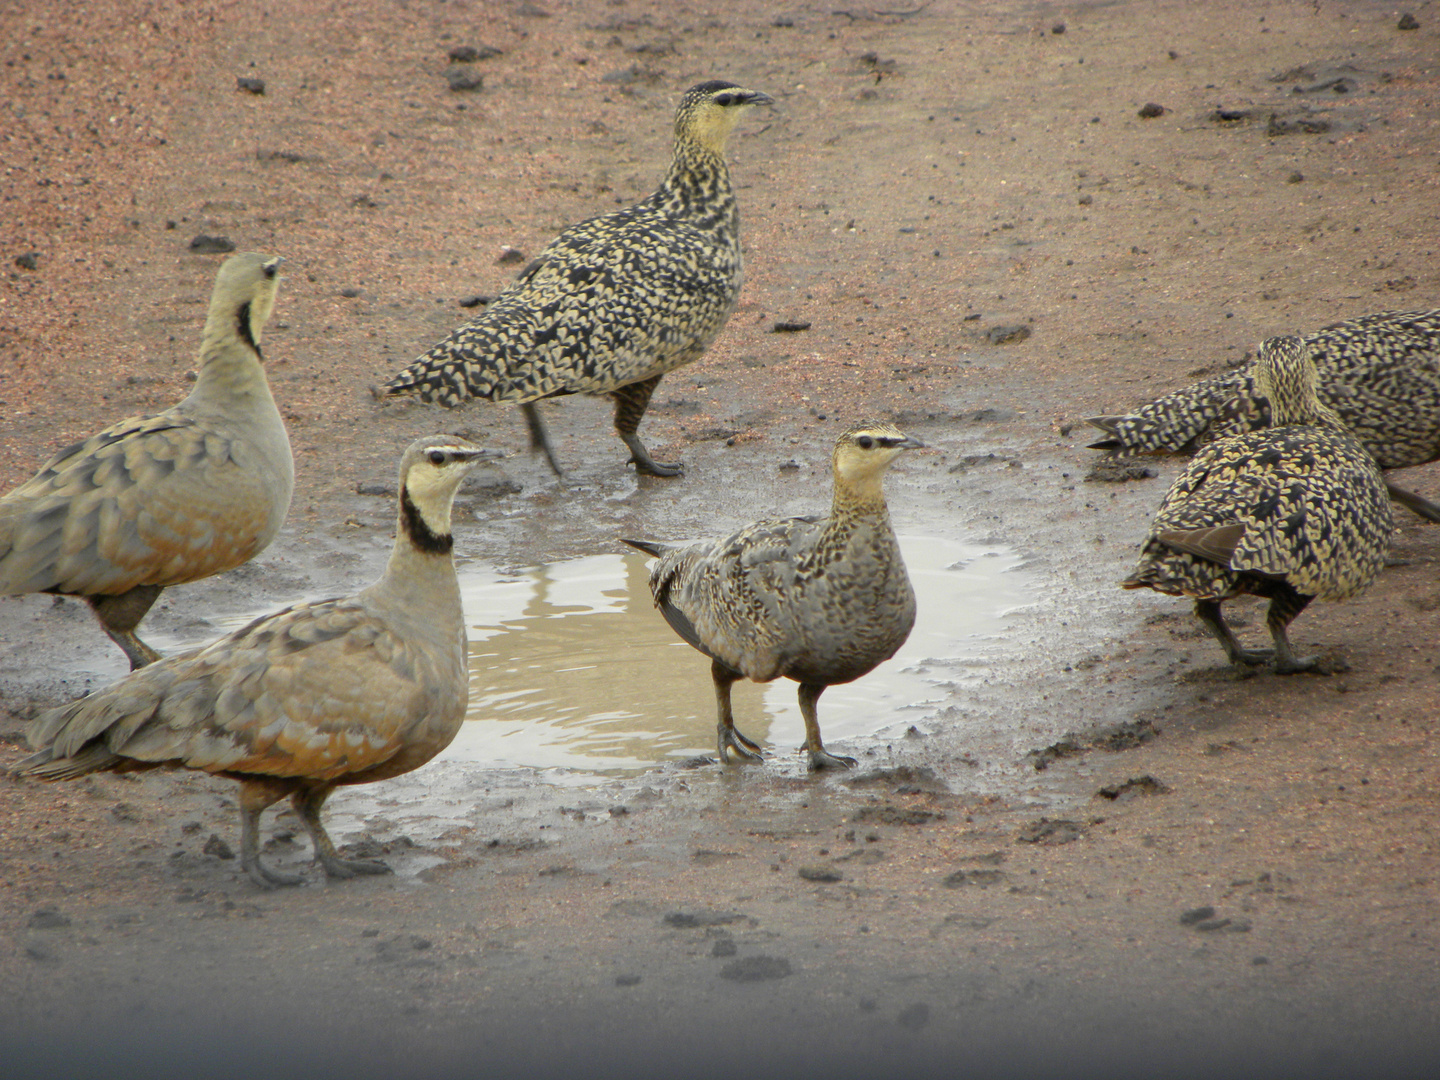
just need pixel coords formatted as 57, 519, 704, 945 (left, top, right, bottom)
744, 90, 776, 108
893, 435, 925, 450
455, 446, 507, 463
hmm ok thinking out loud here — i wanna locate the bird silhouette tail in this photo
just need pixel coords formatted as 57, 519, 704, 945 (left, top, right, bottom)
620, 538, 666, 558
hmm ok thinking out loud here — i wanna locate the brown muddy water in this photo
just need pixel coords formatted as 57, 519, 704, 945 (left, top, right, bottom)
440, 537, 1033, 775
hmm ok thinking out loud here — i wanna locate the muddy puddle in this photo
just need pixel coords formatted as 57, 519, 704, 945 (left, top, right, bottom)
438, 536, 1035, 777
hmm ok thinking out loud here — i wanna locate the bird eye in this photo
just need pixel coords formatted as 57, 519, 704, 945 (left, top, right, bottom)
428, 450, 446, 465
856, 435, 874, 449
713, 93, 737, 106
263, 263, 278, 279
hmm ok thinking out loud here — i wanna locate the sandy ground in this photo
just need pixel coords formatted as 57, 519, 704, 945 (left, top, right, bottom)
3, 1, 1440, 1076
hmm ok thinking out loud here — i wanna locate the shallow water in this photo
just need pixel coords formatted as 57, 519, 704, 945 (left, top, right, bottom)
439, 536, 1033, 775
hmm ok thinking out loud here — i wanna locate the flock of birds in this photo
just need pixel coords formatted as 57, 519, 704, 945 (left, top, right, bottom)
2, 80, 1437, 887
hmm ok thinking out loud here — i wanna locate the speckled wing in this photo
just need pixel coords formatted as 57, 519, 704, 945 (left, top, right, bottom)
0, 411, 286, 597
383, 202, 742, 405
1308, 310, 1440, 469
24, 596, 465, 783
649, 516, 824, 682
1093, 311, 1440, 468
1088, 369, 1262, 455
1139, 428, 1392, 600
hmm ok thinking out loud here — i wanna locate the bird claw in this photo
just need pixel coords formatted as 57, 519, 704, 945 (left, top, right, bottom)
629, 454, 685, 477
717, 725, 765, 764
806, 748, 858, 772
1226, 647, 1274, 668
244, 857, 305, 889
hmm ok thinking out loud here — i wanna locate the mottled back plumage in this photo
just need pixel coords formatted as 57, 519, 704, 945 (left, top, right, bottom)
1124, 337, 1393, 672
380, 80, 774, 477
0, 252, 294, 667
1087, 309, 1440, 519
15, 435, 498, 887
624, 421, 921, 770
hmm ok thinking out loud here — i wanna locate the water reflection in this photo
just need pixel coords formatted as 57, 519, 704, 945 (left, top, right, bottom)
440, 537, 1030, 774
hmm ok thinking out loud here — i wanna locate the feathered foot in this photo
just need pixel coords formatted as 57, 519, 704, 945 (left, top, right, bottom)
798, 683, 856, 772
240, 779, 305, 888
713, 661, 764, 764
1193, 599, 1273, 668
295, 787, 392, 879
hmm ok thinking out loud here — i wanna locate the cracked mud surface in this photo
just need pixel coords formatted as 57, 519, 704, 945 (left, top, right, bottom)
3, 2, 1438, 1077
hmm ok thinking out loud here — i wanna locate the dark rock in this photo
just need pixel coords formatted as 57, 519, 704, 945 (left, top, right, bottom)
496, 246, 525, 265
719, 955, 792, 982
614, 973, 642, 986
663, 910, 745, 929
1085, 457, 1157, 482
446, 68, 484, 92
1398, 13, 1419, 30
1195, 917, 1232, 932
1138, 102, 1165, 118
985, 324, 1031, 345
340, 287, 361, 298
202, 834, 235, 860
356, 480, 395, 497
711, 937, 738, 958
1180, 905, 1216, 926
236, 76, 265, 95
1097, 775, 1171, 801
188, 235, 235, 254
850, 804, 943, 827
1211, 108, 1250, 122
448, 45, 503, 62
458, 295, 492, 308
943, 869, 1005, 888
1017, 818, 1085, 845
897, 1002, 930, 1031
770, 321, 811, 333
27, 909, 70, 930
14, 252, 39, 270
1092, 719, 1160, 751
1266, 114, 1331, 136
798, 865, 842, 883
1028, 736, 1084, 771
1051, 22, 1066, 34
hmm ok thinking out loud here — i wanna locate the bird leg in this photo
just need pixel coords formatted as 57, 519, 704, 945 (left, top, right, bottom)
520, 401, 566, 478
1384, 479, 1440, 525
1193, 599, 1272, 668
712, 659, 764, 763
798, 683, 855, 771
1264, 587, 1318, 675
612, 375, 683, 477
294, 785, 392, 879
87, 585, 164, 670
238, 777, 305, 888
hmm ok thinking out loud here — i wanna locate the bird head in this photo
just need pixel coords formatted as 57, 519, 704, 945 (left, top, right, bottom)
676, 80, 775, 154
1253, 335, 1335, 428
398, 434, 505, 552
831, 421, 924, 491
207, 252, 284, 352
